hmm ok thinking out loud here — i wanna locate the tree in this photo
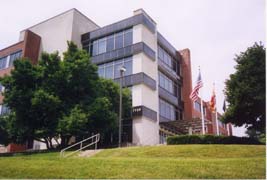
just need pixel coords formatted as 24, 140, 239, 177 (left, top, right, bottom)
222, 42, 265, 133
0, 42, 132, 148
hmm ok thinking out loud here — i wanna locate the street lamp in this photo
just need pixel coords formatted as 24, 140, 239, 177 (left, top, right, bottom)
119, 66, 126, 147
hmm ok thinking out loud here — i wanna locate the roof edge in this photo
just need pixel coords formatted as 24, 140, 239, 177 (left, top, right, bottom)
20, 8, 100, 33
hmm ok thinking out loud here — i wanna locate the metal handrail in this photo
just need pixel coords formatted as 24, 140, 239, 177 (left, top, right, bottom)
60, 133, 100, 158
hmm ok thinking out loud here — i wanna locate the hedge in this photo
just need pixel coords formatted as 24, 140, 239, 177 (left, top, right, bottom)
0, 149, 59, 157
167, 135, 263, 145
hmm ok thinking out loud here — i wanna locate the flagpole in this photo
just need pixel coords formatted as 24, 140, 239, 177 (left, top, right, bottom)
200, 91, 205, 135
215, 105, 219, 135
199, 67, 205, 135
214, 83, 219, 135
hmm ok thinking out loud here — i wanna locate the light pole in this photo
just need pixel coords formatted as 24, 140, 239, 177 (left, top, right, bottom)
119, 66, 126, 147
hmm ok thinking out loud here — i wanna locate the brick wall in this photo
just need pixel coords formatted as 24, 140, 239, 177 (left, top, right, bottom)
0, 30, 41, 152
179, 49, 193, 120
23, 30, 41, 64
7, 143, 27, 153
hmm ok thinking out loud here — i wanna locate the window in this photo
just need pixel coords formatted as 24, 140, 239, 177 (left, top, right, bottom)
92, 41, 98, 56
97, 57, 133, 79
98, 38, 106, 54
115, 32, 123, 49
106, 35, 114, 51
9, 50, 22, 66
158, 46, 179, 75
164, 53, 171, 66
105, 62, 114, 79
159, 71, 175, 95
90, 28, 133, 56
159, 99, 176, 121
97, 65, 104, 78
194, 101, 201, 112
0, 56, 7, 69
124, 57, 132, 76
114, 60, 123, 78
124, 29, 133, 47
158, 47, 164, 60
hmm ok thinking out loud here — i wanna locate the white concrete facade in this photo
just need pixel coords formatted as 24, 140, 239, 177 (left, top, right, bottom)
17, 9, 100, 150
19, 9, 99, 58
10, 8, 180, 147
132, 10, 159, 145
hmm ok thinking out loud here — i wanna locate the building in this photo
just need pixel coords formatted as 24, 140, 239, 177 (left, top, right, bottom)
192, 98, 232, 136
0, 8, 231, 151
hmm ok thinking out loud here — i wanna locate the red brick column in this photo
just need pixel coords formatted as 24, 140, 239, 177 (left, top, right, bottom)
179, 49, 193, 120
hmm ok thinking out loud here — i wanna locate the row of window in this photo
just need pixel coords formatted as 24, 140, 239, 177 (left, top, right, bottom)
0, 50, 22, 70
90, 29, 133, 56
159, 71, 176, 95
98, 57, 133, 79
158, 46, 180, 75
159, 98, 176, 121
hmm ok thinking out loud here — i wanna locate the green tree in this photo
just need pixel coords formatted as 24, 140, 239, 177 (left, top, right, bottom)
0, 42, 132, 148
222, 42, 265, 133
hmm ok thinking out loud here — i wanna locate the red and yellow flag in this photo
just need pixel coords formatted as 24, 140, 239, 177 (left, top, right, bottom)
210, 88, 216, 112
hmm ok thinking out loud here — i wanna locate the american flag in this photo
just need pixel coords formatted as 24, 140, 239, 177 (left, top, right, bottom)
190, 72, 203, 102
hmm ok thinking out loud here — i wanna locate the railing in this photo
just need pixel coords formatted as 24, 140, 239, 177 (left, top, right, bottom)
60, 133, 100, 158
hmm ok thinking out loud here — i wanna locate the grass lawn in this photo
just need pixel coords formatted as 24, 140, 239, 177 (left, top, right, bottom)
0, 145, 265, 179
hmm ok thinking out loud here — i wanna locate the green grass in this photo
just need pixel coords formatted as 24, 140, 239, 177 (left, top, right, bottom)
0, 145, 265, 179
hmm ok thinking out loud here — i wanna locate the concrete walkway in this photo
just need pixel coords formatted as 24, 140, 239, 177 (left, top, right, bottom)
78, 149, 102, 157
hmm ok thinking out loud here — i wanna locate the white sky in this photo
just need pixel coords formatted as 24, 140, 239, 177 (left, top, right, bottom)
0, 0, 265, 136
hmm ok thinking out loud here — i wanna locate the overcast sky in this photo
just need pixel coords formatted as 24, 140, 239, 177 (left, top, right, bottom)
0, 0, 265, 136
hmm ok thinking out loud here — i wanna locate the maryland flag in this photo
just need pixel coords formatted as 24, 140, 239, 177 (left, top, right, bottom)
210, 88, 216, 112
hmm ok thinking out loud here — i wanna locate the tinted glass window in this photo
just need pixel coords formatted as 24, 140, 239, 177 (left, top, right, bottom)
159, 99, 176, 121
105, 64, 113, 79
124, 59, 132, 76
160, 100, 165, 117
90, 28, 133, 56
159, 71, 176, 95
98, 38, 106, 54
107, 35, 114, 52
164, 53, 170, 66
160, 75, 164, 87
0, 56, 7, 69
124, 29, 133, 47
9, 51, 22, 66
96, 57, 133, 80
92, 41, 98, 56
115, 32, 123, 49
98, 65, 105, 78
158, 46, 179, 75
158, 47, 164, 60
194, 101, 201, 112
114, 60, 123, 78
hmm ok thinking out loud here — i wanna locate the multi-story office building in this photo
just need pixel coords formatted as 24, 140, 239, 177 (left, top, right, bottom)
0, 8, 231, 151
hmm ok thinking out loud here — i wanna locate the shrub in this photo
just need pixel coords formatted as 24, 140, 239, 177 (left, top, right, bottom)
167, 135, 263, 145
